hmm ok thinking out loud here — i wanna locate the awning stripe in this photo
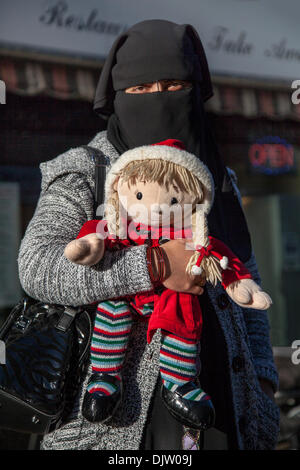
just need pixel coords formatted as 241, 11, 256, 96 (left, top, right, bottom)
205, 83, 300, 121
0, 58, 18, 89
0, 57, 299, 120
76, 69, 96, 101
276, 91, 293, 117
52, 66, 70, 98
241, 88, 257, 117
295, 101, 300, 119
222, 86, 241, 114
258, 90, 275, 117
25, 62, 46, 94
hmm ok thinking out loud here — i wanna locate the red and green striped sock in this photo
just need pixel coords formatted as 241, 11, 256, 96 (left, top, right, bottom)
160, 333, 211, 402
87, 300, 133, 396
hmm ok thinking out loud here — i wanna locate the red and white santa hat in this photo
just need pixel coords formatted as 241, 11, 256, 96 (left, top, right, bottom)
105, 138, 215, 215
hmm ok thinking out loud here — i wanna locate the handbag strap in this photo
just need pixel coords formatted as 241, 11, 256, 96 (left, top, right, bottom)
56, 306, 79, 332
80, 145, 110, 220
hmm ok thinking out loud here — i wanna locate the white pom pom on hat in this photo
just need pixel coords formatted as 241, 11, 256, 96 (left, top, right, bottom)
191, 265, 203, 275
220, 256, 229, 270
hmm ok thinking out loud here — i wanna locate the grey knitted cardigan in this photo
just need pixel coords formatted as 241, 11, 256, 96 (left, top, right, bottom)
18, 131, 280, 450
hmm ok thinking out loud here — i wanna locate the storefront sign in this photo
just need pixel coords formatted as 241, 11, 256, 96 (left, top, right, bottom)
248, 137, 296, 175
0, 0, 299, 82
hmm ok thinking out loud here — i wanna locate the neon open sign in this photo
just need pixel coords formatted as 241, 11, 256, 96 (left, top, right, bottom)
248, 136, 295, 175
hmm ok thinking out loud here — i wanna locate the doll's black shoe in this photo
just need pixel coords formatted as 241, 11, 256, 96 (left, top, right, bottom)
161, 381, 215, 430
81, 373, 122, 423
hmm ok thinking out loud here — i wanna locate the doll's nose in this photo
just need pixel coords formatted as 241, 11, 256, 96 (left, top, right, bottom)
152, 203, 163, 214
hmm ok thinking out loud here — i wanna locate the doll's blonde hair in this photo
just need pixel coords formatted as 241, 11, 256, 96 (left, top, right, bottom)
105, 158, 204, 236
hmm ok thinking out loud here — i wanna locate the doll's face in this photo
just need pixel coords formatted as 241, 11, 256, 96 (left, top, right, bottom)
116, 177, 195, 228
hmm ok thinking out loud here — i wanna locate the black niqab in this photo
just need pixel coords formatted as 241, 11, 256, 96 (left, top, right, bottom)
93, 19, 251, 262
94, 19, 213, 116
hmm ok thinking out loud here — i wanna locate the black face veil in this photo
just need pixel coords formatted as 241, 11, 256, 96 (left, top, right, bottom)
93, 19, 252, 261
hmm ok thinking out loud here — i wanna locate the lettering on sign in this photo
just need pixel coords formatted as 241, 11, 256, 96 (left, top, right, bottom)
248, 136, 295, 175
39, 0, 127, 36
208, 27, 254, 55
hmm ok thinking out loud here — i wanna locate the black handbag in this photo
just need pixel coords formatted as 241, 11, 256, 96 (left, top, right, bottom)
0, 145, 109, 435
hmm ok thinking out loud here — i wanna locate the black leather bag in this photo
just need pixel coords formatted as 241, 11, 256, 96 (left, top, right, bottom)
0, 298, 95, 434
0, 145, 108, 435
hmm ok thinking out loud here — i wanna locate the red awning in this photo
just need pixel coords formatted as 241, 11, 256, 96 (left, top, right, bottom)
205, 83, 300, 121
1, 57, 300, 121
0, 57, 99, 101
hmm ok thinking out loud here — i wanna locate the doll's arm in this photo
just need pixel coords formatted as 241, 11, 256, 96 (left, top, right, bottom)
64, 220, 106, 266
64, 233, 105, 266
210, 236, 272, 311
225, 278, 272, 310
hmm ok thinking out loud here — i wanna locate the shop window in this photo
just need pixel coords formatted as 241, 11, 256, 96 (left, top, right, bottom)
243, 194, 300, 346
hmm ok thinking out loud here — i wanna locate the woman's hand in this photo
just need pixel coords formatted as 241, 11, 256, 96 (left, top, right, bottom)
158, 239, 205, 295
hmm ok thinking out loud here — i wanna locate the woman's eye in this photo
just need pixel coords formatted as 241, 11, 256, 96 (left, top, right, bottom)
171, 197, 179, 205
136, 192, 143, 200
132, 85, 150, 93
168, 83, 181, 89
167, 81, 191, 91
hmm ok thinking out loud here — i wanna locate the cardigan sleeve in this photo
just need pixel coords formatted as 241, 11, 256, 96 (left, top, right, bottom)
18, 172, 153, 307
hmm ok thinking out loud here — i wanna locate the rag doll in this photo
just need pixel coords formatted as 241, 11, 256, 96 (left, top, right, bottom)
64, 139, 272, 430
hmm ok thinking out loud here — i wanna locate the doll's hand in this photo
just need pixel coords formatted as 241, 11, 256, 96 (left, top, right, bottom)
225, 278, 272, 310
64, 233, 105, 266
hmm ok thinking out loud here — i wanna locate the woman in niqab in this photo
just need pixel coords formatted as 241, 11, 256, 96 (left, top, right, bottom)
19, 19, 280, 451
